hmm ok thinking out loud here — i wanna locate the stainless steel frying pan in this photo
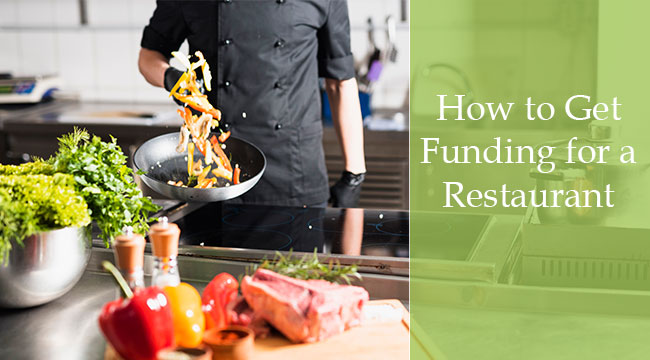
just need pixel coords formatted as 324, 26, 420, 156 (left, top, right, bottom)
134, 132, 266, 202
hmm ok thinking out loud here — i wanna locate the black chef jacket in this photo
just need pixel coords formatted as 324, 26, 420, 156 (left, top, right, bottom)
141, 0, 355, 206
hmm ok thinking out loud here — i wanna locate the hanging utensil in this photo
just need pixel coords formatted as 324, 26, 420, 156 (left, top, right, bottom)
362, 18, 383, 92
385, 15, 398, 63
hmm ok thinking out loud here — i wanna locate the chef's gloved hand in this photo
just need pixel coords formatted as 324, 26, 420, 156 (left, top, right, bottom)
330, 171, 365, 208
164, 67, 185, 106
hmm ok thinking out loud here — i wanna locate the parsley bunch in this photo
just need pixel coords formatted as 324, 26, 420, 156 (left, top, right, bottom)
53, 128, 160, 246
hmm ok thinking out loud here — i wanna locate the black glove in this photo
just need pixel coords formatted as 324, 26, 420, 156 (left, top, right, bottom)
330, 171, 365, 208
164, 67, 184, 92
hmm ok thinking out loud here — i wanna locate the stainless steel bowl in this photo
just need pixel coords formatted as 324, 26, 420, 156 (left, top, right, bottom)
0, 227, 91, 308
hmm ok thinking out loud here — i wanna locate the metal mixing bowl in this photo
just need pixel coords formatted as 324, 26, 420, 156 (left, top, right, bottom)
0, 227, 91, 308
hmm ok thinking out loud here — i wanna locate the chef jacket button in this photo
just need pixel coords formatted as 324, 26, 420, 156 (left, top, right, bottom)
223, 0, 232, 3
274, 82, 282, 89
224, 80, 231, 87
222, 39, 233, 46
274, 39, 285, 48
276, 0, 285, 3
275, 123, 283, 130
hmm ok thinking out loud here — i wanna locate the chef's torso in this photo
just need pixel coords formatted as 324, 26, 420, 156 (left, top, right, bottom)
142, 0, 354, 206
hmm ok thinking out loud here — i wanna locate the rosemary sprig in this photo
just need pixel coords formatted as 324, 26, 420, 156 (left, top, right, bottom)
249, 249, 362, 285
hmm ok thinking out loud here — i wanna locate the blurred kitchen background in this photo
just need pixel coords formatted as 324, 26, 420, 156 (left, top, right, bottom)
0, 0, 411, 209
411, 0, 597, 130
0, 0, 409, 108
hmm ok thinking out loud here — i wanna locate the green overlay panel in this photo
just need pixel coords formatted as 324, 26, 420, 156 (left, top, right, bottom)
410, 1, 650, 359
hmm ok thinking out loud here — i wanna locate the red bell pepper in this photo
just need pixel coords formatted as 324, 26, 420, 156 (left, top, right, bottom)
233, 165, 241, 185
202, 273, 239, 330
209, 135, 233, 172
98, 261, 175, 360
218, 131, 231, 143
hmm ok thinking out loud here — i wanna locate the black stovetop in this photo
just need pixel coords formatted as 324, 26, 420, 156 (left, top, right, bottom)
171, 203, 410, 258
101, 201, 491, 262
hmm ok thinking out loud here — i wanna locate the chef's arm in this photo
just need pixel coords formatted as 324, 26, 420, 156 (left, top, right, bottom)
325, 78, 366, 174
138, 48, 169, 88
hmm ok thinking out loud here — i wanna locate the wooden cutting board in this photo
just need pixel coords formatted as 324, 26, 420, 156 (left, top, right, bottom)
105, 300, 409, 360
253, 299, 409, 360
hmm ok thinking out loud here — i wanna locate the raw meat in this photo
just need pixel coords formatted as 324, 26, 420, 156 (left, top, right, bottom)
226, 296, 270, 338
241, 269, 369, 343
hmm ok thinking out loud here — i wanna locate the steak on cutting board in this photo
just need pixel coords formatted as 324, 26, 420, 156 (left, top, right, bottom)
241, 268, 369, 343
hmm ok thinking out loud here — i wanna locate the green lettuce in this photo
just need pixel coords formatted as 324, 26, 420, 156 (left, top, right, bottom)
0, 172, 91, 263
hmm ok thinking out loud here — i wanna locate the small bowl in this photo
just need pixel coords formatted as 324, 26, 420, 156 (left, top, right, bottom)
203, 326, 254, 360
158, 345, 213, 360
0, 227, 91, 308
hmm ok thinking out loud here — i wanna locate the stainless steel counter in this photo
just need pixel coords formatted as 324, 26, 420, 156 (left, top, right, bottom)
0, 249, 213, 360
0, 266, 119, 360
0, 245, 408, 360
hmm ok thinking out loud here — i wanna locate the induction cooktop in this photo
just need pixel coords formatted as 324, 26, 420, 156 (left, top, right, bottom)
172, 203, 410, 258
161, 202, 491, 261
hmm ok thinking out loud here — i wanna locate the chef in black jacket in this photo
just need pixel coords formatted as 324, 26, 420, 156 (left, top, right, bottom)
138, 0, 366, 208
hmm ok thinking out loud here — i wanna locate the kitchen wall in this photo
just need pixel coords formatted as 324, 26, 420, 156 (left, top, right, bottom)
411, 0, 597, 130
0, 0, 409, 109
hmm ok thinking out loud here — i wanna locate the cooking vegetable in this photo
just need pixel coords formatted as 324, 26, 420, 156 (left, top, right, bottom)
233, 165, 241, 185
0, 172, 91, 264
211, 167, 233, 182
252, 250, 362, 285
218, 131, 231, 143
210, 135, 232, 172
198, 178, 217, 189
98, 261, 174, 360
169, 51, 221, 121
198, 165, 211, 184
164, 282, 206, 348
195, 51, 212, 92
166, 50, 242, 190
53, 128, 160, 246
187, 142, 195, 176
202, 273, 239, 330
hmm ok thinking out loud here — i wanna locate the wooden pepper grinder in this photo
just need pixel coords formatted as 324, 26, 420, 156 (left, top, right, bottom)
113, 226, 146, 291
149, 216, 181, 287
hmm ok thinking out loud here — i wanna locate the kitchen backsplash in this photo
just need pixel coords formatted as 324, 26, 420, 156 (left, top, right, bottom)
0, 0, 409, 109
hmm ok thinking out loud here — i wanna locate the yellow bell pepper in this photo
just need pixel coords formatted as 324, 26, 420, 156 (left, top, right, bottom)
187, 142, 195, 176
164, 282, 206, 348
211, 167, 233, 182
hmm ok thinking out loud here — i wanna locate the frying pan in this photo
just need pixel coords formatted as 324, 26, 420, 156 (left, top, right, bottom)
134, 132, 266, 202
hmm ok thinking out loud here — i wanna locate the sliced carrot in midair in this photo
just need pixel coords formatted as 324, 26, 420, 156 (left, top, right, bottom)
209, 135, 232, 172
218, 131, 231, 143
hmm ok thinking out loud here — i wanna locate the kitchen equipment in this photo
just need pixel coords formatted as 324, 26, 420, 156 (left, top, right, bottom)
0, 227, 91, 308
359, 18, 382, 91
170, 202, 410, 261
529, 123, 650, 228
133, 133, 266, 202
252, 300, 409, 360
509, 205, 650, 291
58, 110, 177, 125
384, 16, 399, 63
411, 63, 477, 121
0, 75, 61, 104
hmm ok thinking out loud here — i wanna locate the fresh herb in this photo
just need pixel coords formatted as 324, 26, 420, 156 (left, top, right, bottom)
186, 175, 198, 187
0, 173, 91, 263
251, 249, 362, 285
53, 128, 161, 246
0, 161, 54, 175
